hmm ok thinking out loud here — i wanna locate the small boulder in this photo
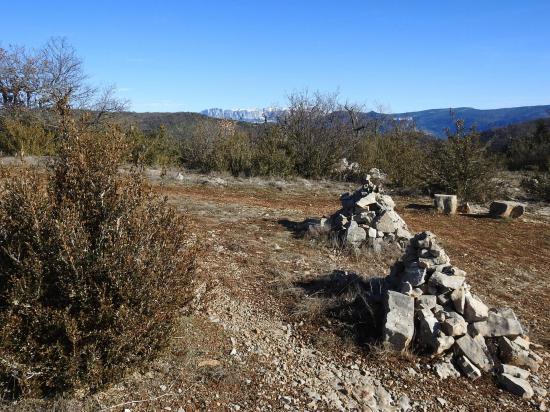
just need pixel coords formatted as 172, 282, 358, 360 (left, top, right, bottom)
416, 295, 437, 310
454, 334, 493, 372
463, 294, 489, 322
497, 364, 530, 380
469, 310, 524, 338
456, 355, 482, 380
383, 291, 415, 351
345, 221, 366, 247
434, 359, 461, 379
429, 271, 465, 291
498, 373, 534, 399
441, 316, 468, 337
451, 286, 467, 313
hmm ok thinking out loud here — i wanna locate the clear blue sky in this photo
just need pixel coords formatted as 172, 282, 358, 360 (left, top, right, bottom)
4, 1, 550, 113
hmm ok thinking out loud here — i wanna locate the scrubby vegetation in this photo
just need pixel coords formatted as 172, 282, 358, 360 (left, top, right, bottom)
0, 116, 196, 398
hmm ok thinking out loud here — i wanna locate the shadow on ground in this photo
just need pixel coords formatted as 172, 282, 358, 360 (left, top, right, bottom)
294, 270, 388, 346
278, 218, 316, 239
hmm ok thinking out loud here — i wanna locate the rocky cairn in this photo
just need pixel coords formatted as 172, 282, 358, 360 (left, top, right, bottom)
383, 231, 544, 399
312, 176, 412, 250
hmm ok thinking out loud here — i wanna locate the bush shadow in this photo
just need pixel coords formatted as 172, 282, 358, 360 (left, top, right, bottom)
294, 270, 388, 346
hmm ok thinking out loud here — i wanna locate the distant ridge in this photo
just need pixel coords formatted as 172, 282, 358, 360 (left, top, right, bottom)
201, 105, 550, 137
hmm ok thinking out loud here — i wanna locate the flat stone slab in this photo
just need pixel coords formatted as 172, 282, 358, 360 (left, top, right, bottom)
498, 373, 534, 399
454, 334, 493, 372
470, 310, 524, 338
383, 291, 415, 351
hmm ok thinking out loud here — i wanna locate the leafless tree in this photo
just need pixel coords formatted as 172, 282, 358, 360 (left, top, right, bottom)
0, 37, 126, 117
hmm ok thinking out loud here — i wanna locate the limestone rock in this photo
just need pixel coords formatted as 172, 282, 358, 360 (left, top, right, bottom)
416, 310, 440, 349
489, 200, 525, 219
454, 334, 493, 372
345, 221, 366, 247
469, 310, 524, 338
429, 271, 465, 291
383, 291, 415, 351
497, 364, 530, 380
435, 360, 461, 379
434, 336, 455, 355
402, 262, 427, 287
416, 295, 437, 310
372, 210, 400, 233
499, 337, 542, 372
463, 294, 489, 322
355, 193, 377, 209
498, 373, 534, 399
451, 286, 467, 313
456, 356, 481, 380
441, 316, 467, 337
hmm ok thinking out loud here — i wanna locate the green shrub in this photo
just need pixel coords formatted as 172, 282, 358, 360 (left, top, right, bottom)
222, 131, 253, 177
355, 131, 426, 188
521, 173, 550, 202
0, 114, 56, 156
424, 120, 497, 202
251, 126, 294, 177
0, 119, 196, 398
507, 120, 550, 172
180, 120, 229, 173
128, 125, 179, 168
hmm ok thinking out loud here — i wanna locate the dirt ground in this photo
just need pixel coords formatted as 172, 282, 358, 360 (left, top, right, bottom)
4, 169, 550, 411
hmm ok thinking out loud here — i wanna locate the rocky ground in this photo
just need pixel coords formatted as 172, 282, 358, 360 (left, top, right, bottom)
4, 169, 550, 411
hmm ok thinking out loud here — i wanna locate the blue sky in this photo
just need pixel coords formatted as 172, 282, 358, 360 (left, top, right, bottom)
4, 1, 550, 112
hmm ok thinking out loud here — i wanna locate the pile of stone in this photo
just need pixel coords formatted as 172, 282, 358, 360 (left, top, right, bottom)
313, 176, 412, 250
382, 231, 544, 399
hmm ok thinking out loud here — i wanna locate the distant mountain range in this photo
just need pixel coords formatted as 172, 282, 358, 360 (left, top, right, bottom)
201, 105, 550, 137
200, 108, 283, 123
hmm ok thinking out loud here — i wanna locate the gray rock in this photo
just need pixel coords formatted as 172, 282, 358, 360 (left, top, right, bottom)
435, 360, 461, 379
469, 310, 524, 338
355, 193, 377, 209
497, 364, 530, 380
372, 210, 401, 233
454, 334, 493, 372
499, 337, 541, 372
416, 309, 440, 349
441, 316, 468, 337
463, 294, 489, 322
451, 286, 467, 313
368, 227, 377, 238
397, 394, 411, 411
396, 227, 412, 240
498, 373, 534, 399
345, 221, 366, 247
489, 200, 525, 219
437, 293, 451, 306
429, 271, 466, 291
456, 356, 481, 380
383, 291, 415, 351
375, 194, 395, 211
416, 295, 437, 310
434, 335, 455, 355
434, 194, 458, 214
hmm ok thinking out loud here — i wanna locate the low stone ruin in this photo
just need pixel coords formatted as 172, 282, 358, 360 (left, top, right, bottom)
382, 231, 543, 399
312, 176, 412, 250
